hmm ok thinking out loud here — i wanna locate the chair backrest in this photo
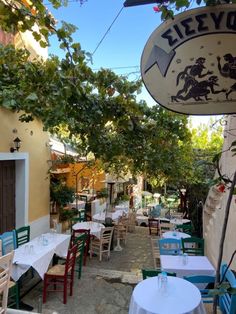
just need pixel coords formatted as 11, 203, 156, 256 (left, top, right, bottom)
183, 275, 215, 303
64, 244, 77, 276
142, 269, 176, 279
15, 226, 30, 248
219, 263, 236, 314
176, 223, 193, 235
181, 237, 204, 255
0, 251, 14, 313
148, 219, 159, 236
101, 227, 114, 245
71, 233, 86, 255
79, 210, 86, 222
0, 231, 17, 255
70, 217, 83, 231
160, 222, 173, 236
158, 238, 181, 255
72, 228, 90, 242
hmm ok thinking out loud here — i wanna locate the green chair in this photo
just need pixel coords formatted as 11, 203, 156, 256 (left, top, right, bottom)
15, 226, 30, 248
79, 209, 86, 222
176, 223, 193, 235
71, 233, 86, 279
70, 217, 83, 232
181, 237, 204, 255
8, 281, 20, 309
142, 269, 176, 280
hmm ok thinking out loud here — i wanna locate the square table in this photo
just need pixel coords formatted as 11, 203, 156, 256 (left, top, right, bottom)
12, 233, 70, 281
160, 255, 215, 278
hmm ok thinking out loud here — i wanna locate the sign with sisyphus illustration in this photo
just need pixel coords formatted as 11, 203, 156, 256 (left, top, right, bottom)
141, 4, 236, 115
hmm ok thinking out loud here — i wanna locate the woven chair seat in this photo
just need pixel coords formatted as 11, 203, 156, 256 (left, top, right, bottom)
46, 264, 65, 276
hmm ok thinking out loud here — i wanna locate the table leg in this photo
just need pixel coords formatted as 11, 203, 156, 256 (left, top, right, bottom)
114, 238, 123, 251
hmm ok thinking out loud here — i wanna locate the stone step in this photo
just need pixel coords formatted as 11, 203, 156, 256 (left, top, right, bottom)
84, 266, 142, 285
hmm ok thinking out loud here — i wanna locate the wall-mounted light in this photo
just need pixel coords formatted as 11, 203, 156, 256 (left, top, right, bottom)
10, 137, 21, 153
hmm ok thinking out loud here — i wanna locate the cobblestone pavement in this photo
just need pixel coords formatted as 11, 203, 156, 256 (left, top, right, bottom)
21, 226, 218, 314
22, 227, 153, 314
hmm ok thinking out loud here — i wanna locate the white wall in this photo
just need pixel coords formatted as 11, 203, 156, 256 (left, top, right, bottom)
203, 115, 236, 269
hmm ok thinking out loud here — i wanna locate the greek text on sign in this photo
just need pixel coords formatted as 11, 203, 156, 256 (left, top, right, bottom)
141, 4, 236, 115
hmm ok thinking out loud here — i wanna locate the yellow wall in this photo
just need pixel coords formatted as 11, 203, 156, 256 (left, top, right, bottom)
0, 108, 51, 222
65, 162, 106, 193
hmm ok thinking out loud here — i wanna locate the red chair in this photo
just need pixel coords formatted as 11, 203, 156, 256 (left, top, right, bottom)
43, 244, 77, 304
72, 229, 90, 266
148, 218, 160, 236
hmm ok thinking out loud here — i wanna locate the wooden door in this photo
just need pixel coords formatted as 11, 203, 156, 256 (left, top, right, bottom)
0, 161, 15, 233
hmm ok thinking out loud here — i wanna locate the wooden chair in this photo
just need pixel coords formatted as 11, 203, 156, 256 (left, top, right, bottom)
184, 275, 215, 303
15, 226, 30, 248
90, 227, 114, 262
176, 223, 193, 235
181, 237, 204, 256
219, 263, 236, 314
0, 251, 14, 313
72, 229, 90, 266
70, 233, 86, 279
115, 217, 128, 245
159, 222, 173, 237
148, 218, 159, 236
0, 231, 17, 255
0, 240, 19, 310
158, 238, 181, 255
78, 210, 86, 222
70, 217, 83, 232
142, 269, 176, 279
43, 244, 77, 304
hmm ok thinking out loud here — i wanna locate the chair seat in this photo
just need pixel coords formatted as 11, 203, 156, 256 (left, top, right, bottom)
46, 264, 65, 276
8, 281, 16, 289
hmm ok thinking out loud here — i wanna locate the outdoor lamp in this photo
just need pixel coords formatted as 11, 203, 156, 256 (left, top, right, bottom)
180, 188, 186, 195
10, 137, 21, 153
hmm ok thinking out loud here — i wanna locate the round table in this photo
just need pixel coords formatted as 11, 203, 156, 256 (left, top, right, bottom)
162, 231, 191, 240
72, 221, 104, 239
129, 276, 205, 314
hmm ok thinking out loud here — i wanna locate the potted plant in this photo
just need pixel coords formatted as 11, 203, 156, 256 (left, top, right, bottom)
50, 180, 75, 213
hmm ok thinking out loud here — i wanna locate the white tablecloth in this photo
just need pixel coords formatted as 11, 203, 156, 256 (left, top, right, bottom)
162, 231, 191, 240
160, 255, 216, 278
170, 218, 191, 225
12, 233, 70, 281
72, 221, 105, 239
93, 209, 127, 223
129, 276, 206, 314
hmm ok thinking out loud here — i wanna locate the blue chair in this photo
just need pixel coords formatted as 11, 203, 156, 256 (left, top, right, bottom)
0, 231, 17, 255
183, 275, 215, 303
219, 263, 236, 314
158, 238, 181, 255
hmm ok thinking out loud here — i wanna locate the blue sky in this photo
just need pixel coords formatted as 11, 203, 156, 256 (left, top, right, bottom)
47, 0, 213, 125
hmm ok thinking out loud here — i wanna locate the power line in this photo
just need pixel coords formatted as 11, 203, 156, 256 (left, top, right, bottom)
91, 6, 124, 56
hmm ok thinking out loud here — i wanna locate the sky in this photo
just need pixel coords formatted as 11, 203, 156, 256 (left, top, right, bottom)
46, 0, 214, 126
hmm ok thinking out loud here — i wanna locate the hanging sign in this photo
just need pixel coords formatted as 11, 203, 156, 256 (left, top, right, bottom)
141, 4, 236, 115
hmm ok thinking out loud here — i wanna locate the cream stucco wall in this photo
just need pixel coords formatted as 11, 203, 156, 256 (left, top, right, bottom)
203, 115, 236, 270
0, 108, 51, 233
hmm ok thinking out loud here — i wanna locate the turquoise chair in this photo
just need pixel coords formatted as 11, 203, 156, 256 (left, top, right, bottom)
0, 231, 17, 255
219, 263, 236, 314
183, 275, 215, 303
142, 269, 176, 279
158, 238, 181, 255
